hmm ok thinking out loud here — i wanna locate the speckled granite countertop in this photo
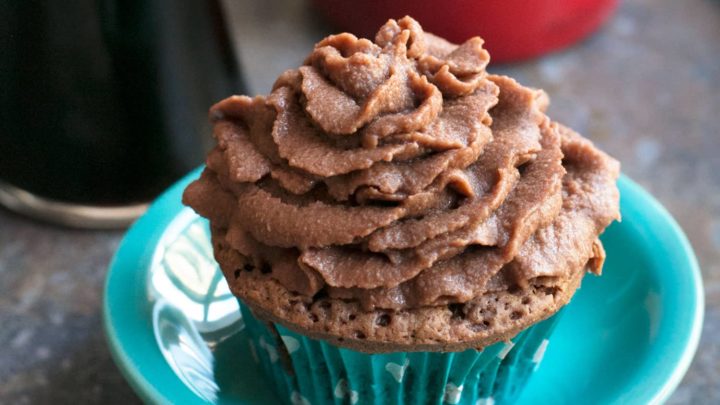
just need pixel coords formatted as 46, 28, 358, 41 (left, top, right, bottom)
1, 0, 718, 403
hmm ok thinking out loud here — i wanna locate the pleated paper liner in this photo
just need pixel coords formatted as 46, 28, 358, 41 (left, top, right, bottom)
240, 302, 561, 405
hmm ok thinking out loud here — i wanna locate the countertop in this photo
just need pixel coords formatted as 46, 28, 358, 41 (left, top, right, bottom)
1, 0, 718, 403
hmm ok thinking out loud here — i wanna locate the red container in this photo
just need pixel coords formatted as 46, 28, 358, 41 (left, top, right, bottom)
311, 0, 618, 63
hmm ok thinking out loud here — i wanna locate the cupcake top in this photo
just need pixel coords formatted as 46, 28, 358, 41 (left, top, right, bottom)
183, 17, 620, 352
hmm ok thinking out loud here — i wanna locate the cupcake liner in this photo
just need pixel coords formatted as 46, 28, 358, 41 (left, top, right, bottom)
240, 302, 562, 405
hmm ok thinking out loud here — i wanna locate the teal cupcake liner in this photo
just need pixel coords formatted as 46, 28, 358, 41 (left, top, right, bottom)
239, 302, 562, 405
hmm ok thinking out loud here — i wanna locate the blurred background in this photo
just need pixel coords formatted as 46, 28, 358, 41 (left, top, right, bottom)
1, 0, 718, 403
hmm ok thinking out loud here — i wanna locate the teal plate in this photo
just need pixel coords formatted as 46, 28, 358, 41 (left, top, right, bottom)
103, 168, 704, 405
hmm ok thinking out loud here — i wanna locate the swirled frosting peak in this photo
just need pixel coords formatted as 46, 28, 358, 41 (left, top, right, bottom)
183, 17, 620, 351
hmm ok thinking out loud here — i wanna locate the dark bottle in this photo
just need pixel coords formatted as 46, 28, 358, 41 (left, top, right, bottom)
0, 0, 244, 227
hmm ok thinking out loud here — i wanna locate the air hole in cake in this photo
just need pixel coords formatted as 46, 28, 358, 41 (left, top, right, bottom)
376, 313, 391, 327
517, 160, 532, 176
510, 310, 523, 320
348, 314, 356, 321
521, 297, 531, 305
233, 269, 241, 279
508, 285, 523, 295
464, 245, 494, 254
539, 286, 559, 296
243, 263, 254, 272
446, 194, 464, 210
354, 331, 366, 340
369, 198, 402, 208
448, 303, 465, 320
260, 263, 271, 274
561, 155, 579, 170
313, 289, 328, 300
309, 313, 319, 322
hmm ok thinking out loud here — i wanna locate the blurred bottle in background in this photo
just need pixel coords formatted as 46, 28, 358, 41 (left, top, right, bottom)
0, 0, 244, 228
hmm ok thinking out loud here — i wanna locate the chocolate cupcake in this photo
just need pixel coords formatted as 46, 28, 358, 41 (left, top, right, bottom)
183, 16, 620, 405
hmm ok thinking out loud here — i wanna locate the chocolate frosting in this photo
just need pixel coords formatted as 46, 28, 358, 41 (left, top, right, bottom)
183, 17, 620, 317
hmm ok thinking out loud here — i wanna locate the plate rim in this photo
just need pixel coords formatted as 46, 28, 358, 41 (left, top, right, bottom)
620, 177, 704, 404
103, 168, 704, 405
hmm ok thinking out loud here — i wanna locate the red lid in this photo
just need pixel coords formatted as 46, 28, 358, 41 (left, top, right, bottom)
311, 0, 618, 63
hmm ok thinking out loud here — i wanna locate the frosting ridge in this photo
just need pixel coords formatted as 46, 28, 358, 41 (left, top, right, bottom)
183, 16, 620, 321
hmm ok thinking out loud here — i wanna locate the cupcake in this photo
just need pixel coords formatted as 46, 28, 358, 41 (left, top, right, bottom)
183, 16, 620, 405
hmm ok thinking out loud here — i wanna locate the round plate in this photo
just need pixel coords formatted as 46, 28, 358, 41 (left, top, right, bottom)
103, 168, 703, 405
